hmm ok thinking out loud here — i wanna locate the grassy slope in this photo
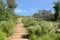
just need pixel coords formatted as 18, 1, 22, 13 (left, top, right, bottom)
23, 17, 60, 40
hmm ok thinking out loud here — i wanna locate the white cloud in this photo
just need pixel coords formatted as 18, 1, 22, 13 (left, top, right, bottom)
14, 9, 28, 13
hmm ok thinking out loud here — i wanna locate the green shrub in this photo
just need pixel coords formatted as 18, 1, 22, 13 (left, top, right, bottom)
0, 30, 6, 40
28, 25, 42, 35
29, 34, 38, 40
49, 32, 60, 40
23, 17, 59, 40
23, 18, 37, 27
27, 25, 42, 40
38, 31, 60, 40
3, 21, 16, 36
0, 20, 17, 36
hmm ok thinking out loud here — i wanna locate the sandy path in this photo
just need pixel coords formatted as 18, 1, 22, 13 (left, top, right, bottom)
7, 18, 28, 40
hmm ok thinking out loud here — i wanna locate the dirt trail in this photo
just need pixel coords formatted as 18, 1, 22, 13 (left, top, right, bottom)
7, 18, 28, 40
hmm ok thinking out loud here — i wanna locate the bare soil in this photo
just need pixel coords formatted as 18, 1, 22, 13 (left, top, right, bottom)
7, 18, 28, 40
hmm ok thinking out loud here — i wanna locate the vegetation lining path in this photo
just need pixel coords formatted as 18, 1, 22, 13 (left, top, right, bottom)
7, 18, 28, 40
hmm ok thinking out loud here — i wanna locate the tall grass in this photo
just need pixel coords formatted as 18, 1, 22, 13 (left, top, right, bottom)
0, 30, 6, 40
0, 19, 18, 40
23, 17, 60, 40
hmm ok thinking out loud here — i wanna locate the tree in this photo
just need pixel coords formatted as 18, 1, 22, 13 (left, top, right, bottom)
32, 13, 41, 19
0, 0, 6, 21
7, 0, 17, 10
54, 1, 60, 21
6, 0, 17, 20
38, 10, 52, 20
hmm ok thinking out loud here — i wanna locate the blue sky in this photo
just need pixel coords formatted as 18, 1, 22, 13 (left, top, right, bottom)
14, 0, 57, 16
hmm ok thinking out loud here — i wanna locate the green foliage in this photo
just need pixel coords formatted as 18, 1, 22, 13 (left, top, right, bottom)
39, 32, 60, 40
23, 17, 37, 27
7, 0, 17, 9
27, 25, 42, 40
0, 0, 6, 21
32, 13, 41, 19
0, 0, 18, 40
0, 30, 6, 40
54, 1, 60, 21
29, 34, 38, 40
23, 17, 59, 40
0, 20, 17, 36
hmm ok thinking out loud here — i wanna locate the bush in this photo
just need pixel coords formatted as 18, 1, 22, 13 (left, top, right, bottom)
23, 17, 37, 27
38, 31, 60, 40
27, 25, 42, 36
23, 17, 59, 40
0, 30, 6, 40
27, 25, 42, 40
0, 20, 17, 37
